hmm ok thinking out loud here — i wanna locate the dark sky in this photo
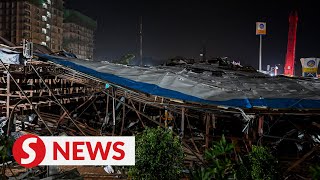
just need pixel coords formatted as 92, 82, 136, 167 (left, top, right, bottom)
64, 0, 319, 69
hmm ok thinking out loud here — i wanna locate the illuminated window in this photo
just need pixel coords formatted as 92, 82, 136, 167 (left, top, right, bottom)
42, 28, 47, 34
46, 24, 50, 29
42, 3, 47, 9
47, 11, 51, 18
47, 0, 51, 5
46, 36, 50, 41
42, 16, 47, 21
41, 42, 47, 46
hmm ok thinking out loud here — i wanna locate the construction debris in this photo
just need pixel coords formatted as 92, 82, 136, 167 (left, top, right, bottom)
0, 44, 319, 178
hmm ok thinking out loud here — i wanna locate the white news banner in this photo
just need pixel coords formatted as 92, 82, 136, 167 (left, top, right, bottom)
13, 135, 135, 167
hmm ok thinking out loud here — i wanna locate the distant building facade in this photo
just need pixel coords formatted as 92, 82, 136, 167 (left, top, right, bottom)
62, 10, 96, 60
0, 0, 64, 52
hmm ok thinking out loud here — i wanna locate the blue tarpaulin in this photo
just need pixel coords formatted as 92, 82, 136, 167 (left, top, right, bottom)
36, 53, 320, 109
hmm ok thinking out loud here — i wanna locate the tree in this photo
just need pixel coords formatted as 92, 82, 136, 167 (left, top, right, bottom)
191, 136, 279, 180
248, 146, 279, 180
128, 127, 184, 180
192, 135, 237, 180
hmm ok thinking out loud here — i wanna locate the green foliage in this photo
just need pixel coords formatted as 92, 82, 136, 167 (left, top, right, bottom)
128, 127, 184, 180
236, 154, 251, 180
191, 167, 212, 180
192, 135, 236, 180
247, 146, 278, 180
236, 158, 250, 180
234, 146, 279, 180
0, 135, 13, 164
310, 165, 320, 180
191, 136, 279, 180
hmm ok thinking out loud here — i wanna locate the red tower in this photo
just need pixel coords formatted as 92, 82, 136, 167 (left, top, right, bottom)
284, 11, 298, 76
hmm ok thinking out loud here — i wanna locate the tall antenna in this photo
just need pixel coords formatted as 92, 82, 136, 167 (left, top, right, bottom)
139, 16, 143, 66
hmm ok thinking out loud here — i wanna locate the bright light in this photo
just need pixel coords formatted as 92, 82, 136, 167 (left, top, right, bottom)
42, 28, 47, 34
47, 11, 51, 18
42, 16, 47, 22
43, 3, 47, 9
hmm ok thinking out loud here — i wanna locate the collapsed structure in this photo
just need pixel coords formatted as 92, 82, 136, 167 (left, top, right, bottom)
0, 42, 320, 178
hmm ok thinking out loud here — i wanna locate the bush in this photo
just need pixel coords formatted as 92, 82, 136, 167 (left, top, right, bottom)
310, 165, 320, 179
192, 135, 237, 180
0, 135, 14, 177
246, 145, 279, 180
0, 135, 13, 163
128, 127, 184, 180
191, 136, 279, 180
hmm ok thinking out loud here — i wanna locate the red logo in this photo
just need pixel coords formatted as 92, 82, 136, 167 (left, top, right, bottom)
12, 134, 46, 168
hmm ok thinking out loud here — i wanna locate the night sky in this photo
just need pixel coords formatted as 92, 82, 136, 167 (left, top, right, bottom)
65, 0, 319, 70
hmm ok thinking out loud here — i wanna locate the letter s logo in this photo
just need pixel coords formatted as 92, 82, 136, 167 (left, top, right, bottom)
13, 134, 46, 168
21, 138, 37, 164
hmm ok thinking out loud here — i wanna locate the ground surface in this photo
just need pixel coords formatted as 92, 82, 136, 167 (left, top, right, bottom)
5, 164, 127, 179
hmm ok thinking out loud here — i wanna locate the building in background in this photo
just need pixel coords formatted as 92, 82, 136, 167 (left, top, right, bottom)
62, 10, 96, 60
0, 0, 64, 52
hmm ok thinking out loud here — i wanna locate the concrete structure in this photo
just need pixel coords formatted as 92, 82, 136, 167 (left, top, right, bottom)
63, 10, 96, 60
0, 0, 64, 52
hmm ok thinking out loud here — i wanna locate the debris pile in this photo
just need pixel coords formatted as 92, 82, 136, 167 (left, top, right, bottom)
0, 45, 319, 178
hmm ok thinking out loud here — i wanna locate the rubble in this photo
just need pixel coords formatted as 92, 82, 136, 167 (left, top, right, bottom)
0, 45, 319, 178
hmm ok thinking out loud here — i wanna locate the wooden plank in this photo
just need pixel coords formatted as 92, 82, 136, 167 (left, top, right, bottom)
285, 145, 319, 173
120, 98, 125, 135
205, 114, 210, 149
181, 107, 185, 137
6, 71, 10, 118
